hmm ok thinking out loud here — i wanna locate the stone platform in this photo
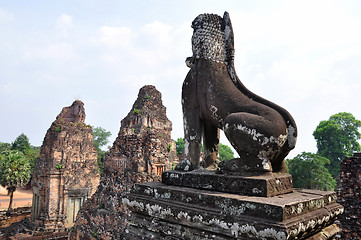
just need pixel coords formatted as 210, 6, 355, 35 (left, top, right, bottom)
122, 182, 344, 239
162, 170, 293, 197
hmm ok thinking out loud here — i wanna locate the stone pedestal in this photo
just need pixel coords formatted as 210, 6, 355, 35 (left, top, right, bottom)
162, 170, 293, 197
122, 171, 344, 239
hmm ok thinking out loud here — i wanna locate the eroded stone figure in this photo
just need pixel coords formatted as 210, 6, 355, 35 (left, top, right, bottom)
176, 12, 297, 173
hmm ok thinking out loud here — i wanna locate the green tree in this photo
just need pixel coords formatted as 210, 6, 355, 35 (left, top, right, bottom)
11, 133, 31, 153
313, 112, 361, 179
286, 152, 336, 191
219, 144, 234, 161
0, 142, 11, 152
93, 126, 112, 150
0, 150, 31, 214
10, 134, 40, 172
175, 138, 234, 161
92, 126, 112, 174
25, 147, 40, 171
175, 138, 184, 155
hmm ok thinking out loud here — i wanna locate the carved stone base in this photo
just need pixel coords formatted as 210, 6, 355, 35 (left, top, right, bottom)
162, 170, 293, 197
122, 182, 343, 240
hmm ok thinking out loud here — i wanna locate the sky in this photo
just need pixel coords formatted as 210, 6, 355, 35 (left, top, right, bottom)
1, 0, 361, 158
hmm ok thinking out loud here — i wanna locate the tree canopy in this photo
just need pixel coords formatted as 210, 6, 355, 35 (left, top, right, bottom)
174, 138, 234, 161
0, 142, 11, 152
93, 126, 112, 150
25, 146, 40, 171
175, 138, 184, 155
10, 133, 40, 172
92, 126, 112, 174
0, 150, 31, 213
313, 112, 361, 179
219, 144, 234, 161
286, 152, 336, 191
11, 133, 31, 153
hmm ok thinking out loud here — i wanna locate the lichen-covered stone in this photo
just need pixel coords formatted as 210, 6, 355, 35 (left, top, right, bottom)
123, 182, 344, 239
69, 85, 178, 239
32, 100, 100, 230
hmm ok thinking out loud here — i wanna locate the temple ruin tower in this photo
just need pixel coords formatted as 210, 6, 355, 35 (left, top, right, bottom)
337, 152, 361, 239
32, 100, 100, 230
69, 85, 178, 239
104, 84, 177, 180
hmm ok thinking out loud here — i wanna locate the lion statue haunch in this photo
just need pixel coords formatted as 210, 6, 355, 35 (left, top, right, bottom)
175, 12, 297, 174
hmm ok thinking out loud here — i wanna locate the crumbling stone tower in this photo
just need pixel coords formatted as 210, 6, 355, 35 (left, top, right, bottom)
337, 152, 361, 239
32, 100, 100, 230
69, 85, 177, 239
105, 84, 177, 181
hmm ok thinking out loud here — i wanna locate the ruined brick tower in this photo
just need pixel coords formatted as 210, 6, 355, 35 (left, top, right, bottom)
32, 100, 100, 230
69, 85, 177, 239
104, 84, 177, 180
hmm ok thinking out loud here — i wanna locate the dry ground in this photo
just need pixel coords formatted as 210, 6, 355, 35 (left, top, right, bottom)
0, 187, 32, 210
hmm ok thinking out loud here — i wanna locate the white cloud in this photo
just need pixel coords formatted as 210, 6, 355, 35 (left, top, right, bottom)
142, 20, 173, 47
0, 8, 14, 23
95, 25, 132, 47
134, 20, 189, 68
56, 14, 73, 37
89, 20, 189, 78
0, 82, 16, 96
23, 43, 76, 60
231, 1, 361, 56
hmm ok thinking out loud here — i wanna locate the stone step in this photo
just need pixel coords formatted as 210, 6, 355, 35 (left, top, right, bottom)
123, 182, 344, 239
131, 182, 338, 222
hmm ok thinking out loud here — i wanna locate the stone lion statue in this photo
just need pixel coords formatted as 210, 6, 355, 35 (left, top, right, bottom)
176, 12, 297, 174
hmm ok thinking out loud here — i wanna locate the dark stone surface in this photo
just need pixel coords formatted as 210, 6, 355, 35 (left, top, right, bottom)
336, 152, 361, 239
130, 182, 338, 222
178, 11, 297, 173
162, 170, 293, 197
122, 182, 344, 240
